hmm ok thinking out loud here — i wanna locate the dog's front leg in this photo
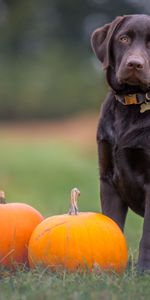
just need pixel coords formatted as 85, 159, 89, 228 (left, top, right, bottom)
100, 177, 128, 231
138, 185, 150, 271
98, 140, 128, 231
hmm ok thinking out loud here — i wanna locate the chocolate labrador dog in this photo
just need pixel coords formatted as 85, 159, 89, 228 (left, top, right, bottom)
91, 14, 150, 271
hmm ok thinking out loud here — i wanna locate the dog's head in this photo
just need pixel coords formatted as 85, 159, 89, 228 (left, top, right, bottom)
91, 15, 150, 94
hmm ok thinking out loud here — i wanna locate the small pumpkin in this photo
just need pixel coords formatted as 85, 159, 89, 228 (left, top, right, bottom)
0, 191, 44, 268
28, 188, 128, 273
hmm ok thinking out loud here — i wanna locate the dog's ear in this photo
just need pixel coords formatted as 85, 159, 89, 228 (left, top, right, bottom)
91, 16, 126, 69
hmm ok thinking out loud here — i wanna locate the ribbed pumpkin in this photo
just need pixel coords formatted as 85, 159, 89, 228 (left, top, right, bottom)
28, 188, 128, 272
0, 191, 44, 268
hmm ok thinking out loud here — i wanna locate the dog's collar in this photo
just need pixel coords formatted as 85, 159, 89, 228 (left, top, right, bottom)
115, 92, 150, 113
115, 92, 150, 105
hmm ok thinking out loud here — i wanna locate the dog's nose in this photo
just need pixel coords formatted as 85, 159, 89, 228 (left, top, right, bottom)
126, 56, 144, 70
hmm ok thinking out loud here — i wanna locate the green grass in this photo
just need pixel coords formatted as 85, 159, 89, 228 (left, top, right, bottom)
0, 134, 145, 300
1, 267, 150, 300
0, 138, 100, 215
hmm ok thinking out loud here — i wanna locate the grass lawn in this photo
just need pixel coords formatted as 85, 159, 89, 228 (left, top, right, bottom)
0, 121, 146, 300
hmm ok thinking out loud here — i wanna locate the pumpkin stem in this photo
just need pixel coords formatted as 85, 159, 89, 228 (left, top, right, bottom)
0, 191, 6, 204
68, 188, 80, 215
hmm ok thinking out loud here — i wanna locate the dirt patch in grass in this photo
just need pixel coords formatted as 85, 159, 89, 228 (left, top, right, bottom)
0, 113, 99, 151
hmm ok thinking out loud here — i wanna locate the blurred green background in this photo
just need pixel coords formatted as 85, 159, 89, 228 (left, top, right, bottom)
0, 0, 149, 254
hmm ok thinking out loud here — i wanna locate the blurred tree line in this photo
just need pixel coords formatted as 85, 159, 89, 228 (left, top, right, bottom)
0, 0, 148, 120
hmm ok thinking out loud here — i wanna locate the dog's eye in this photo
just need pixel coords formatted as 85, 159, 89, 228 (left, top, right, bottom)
119, 35, 130, 44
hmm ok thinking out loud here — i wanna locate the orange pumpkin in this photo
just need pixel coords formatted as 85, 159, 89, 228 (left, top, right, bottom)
28, 188, 128, 273
0, 191, 44, 268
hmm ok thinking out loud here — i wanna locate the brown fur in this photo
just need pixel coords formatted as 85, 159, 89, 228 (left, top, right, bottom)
91, 14, 150, 271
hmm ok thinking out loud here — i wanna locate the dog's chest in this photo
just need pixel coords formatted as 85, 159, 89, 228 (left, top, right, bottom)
98, 96, 150, 214
113, 103, 150, 148
113, 104, 150, 208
